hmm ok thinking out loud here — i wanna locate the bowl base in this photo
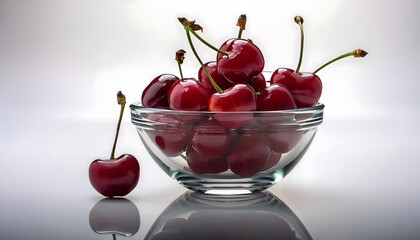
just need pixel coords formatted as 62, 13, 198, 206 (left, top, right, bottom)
171, 170, 284, 195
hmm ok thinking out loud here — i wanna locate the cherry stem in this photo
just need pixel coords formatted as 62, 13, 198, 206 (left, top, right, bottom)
184, 28, 223, 93
237, 14, 247, 39
189, 29, 229, 55
178, 17, 228, 56
175, 49, 186, 79
313, 49, 368, 74
177, 62, 183, 79
294, 16, 304, 73
110, 91, 126, 160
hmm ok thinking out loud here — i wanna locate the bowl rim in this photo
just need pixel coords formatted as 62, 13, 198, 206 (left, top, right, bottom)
129, 102, 325, 115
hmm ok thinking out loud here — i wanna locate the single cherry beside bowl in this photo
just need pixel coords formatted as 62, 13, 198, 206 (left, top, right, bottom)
89, 91, 140, 197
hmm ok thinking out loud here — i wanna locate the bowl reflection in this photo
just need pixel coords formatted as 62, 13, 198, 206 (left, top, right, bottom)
146, 191, 312, 240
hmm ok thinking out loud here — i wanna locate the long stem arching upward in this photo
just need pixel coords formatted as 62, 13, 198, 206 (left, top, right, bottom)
184, 27, 223, 93
189, 30, 229, 56
110, 91, 126, 159
178, 17, 228, 56
313, 49, 368, 74
294, 16, 304, 73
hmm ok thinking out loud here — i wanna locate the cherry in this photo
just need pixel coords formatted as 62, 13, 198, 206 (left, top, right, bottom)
216, 38, 265, 84
178, 16, 257, 129
191, 118, 231, 158
198, 61, 233, 92
89, 91, 140, 197
208, 84, 257, 129
179, 16, 264, 85
146, 114, 192, 157
186, 146, 228, 174
249, 73, 267, 93
271, 16, 367, 108
141, 50, 186, 109
268, 128, 303, 153
270, 16, 321, 108
89, 154, 140, 197
141, 74, 179, 109
257, 83, 296, 111
168, 78, 211, 111
218, 15, 264, 84
227, 134, 270, 177
270, 68, 322, 108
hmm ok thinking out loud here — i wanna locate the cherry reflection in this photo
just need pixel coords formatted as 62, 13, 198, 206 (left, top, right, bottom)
89, 198, 140, 239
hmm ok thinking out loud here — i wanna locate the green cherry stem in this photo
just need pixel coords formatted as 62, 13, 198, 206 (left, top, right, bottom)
313, 49, 368, 74
178, 17, 228, 56
110, 91, 126, 160
294, 16, 304, 73
184, 28, 223, 93
175, 49, 186, 79
237, 14, 247, 39
190, 30, 228, 55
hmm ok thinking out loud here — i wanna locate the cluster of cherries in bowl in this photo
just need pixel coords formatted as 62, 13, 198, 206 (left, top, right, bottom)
139, 15, 367, 178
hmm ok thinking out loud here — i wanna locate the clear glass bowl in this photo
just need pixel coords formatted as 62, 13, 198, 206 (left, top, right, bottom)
145, 191, 313, 239
130, 102, 324, 195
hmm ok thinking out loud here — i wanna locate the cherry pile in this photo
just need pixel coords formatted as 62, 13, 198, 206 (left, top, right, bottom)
141, 15, 367, 177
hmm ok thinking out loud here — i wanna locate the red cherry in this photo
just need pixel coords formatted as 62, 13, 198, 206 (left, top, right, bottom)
168, 78, 212, 111
186, 146, 228, 174
270, 68, 322, 108
208, 84, 257, 129
257, 83, 297, 111
191, 119, 231, 158
249, 73, 267, 93
216, 38, 265, 84
141, 74, 179, 109
227, 134, 270, 177
198, 61, 233, 93
89, 91, 140, 197
89, 154, 140, 197
146, 114, 192, 157
268, 129, 303, 153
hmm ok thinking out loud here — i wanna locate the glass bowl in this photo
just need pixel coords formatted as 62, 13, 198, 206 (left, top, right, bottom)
130, 102, 324, 195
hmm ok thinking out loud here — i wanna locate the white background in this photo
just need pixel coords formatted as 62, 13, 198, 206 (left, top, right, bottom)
1, 0, 420, 239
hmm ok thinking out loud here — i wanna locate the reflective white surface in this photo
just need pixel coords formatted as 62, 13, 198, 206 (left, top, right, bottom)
1, 0, 420, 239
